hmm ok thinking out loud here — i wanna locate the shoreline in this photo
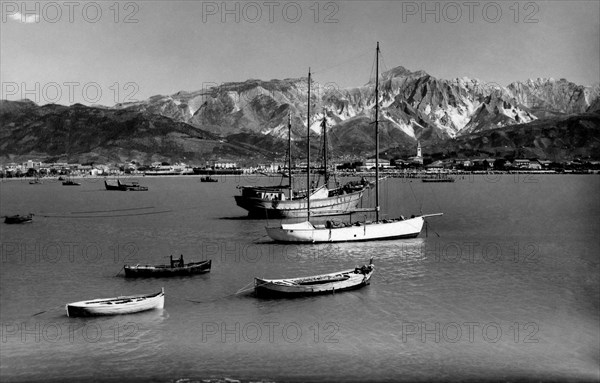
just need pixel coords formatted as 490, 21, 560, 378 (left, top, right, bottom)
2, 170, 598, 182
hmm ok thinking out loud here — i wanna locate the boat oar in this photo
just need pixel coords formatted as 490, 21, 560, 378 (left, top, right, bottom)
114, 266, 124, 277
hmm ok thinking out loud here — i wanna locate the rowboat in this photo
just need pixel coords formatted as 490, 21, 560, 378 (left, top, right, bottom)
124, 256, 211, 277
254, 259, 374, 297
65, 288, 164, 317
200, 176, 218, 182
4, 214, 34, 224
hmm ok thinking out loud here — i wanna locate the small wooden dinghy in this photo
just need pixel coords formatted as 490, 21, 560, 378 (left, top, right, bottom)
65, 288, 164, 317
4, 214, 34, 224
255, 259, 374, 297
105, 180, 149, 191
124, 256, 211, 277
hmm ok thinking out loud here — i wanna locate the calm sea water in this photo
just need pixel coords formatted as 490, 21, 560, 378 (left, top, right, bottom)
1, 174, 598, 382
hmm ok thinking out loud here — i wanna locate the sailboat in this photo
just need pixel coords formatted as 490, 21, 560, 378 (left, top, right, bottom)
265, 42, 442, 243
234, 90, 370, 218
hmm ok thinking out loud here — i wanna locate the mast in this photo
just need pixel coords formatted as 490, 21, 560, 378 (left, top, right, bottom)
322, 116, 328, 187
375, 42, 380, 222
307, 69, 311, 220
288, 111, 293, 199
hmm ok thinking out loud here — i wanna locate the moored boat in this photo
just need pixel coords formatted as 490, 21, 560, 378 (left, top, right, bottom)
62, 177, 80, 186
4, 214, 34, 224
235, 183, 368, 218
200, 176, 218, 182
265, 43, 443, 243
105, 179, 149, 191
235, 108, 370, 219
193, 168, 243, 175
124, 256, 211, 277
422, 178, 455, 183
422, 174, 455, 183
254, 259, 374, 297
265, 215, 440, 243
65, 288, 164, 317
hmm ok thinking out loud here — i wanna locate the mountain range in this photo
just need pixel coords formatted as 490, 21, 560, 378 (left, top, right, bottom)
1, 66, 599, 164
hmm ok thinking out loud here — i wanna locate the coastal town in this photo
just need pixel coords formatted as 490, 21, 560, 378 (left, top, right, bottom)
2, 155, 598, 179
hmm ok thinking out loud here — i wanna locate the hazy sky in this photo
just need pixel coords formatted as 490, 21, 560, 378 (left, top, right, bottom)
1, 0, 598, 105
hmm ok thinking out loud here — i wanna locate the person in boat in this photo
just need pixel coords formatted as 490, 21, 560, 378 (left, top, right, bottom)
354, 264, 372, 275
179, 254, 184, 267
170, 255, 174, 267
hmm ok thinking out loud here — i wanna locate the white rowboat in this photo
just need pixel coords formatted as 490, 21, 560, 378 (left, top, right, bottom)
255, 259, 374, 296
65, 288, 164, 317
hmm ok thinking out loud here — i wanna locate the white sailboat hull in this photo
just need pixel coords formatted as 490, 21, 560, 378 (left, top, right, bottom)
266, 216, 425, 243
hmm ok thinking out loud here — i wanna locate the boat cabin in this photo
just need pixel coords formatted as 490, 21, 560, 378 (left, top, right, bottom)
240, 187, 289, 201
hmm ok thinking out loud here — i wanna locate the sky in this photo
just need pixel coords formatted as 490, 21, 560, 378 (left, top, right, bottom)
1, 0, 599, 105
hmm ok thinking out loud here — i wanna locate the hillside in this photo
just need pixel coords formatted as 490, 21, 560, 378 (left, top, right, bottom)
1, 66, 599, 163
0, 100, 272, 164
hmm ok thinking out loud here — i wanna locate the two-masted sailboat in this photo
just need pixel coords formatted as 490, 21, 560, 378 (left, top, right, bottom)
234, 73, 370, 218
265, 42, 442, 243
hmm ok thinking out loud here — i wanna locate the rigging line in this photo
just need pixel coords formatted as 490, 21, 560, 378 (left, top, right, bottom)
40, 210, 173, 219
407, 180, 421, 212
184, 282, 255, 304
31, 304, 64, 317
369, 49, 377, 85
70, 206, 156, 214
379, 50, 390, 77
426, 180, 443, 216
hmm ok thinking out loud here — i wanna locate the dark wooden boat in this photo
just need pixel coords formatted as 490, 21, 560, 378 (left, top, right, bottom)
4, 214, 34, 224
193, 168, 243, 175
62, 177, 80, 186
235, 112, 370, 219
124, 255, 212, 277
119, 180, 148, 191
105, 180, 148, 191
66, 288, 164, 317
200, 176, 218, 182
254, 258, 374, 297
422, 175, 455, 183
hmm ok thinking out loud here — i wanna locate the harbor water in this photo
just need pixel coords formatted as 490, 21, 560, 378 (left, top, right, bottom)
1, 174, 598, 382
